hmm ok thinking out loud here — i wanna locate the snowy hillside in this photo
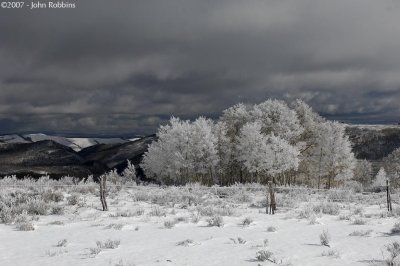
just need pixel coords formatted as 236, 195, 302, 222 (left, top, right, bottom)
345, 124, 400, 161
0, 133, 137, 151
0, 134, 31, 144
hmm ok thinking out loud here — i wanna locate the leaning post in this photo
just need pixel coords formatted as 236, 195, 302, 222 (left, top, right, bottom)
99, 175, 108, 211
387, 179, 392, 213
268, 181, 276, 215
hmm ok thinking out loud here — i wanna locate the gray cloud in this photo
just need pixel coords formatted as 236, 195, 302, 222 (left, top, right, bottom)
1, 0, 400, 135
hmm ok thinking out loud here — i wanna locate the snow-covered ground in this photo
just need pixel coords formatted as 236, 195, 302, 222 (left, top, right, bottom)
1, 182, 399, 266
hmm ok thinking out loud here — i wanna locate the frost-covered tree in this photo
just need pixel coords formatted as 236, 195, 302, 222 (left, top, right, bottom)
291, 100, 326, 186
251, 99, 303, 143
220, 103, 252, 140
220, 99, 304, 183
237, 122, 300, 183
236, 122, 268, 178
213, 121, 233, 183
373, 167, 387, 188
316, 121, 355, 189
141, 117, 193, 184
141, 117, 219, 184
219, 103, 252, 181
122, 160, 137, 184
190, 117, 219, 183
353, 159, 373, 187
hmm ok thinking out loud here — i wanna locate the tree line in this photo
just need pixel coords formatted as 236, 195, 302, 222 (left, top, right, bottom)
141, 99, 359, 188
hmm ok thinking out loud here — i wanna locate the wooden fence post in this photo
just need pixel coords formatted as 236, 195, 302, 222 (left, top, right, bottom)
268, 181, 276, 215
387, 179, 392, 213
99, 176, 108, 211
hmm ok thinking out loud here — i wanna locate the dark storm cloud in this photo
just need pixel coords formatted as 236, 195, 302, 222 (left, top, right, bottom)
1, 0, 400, 135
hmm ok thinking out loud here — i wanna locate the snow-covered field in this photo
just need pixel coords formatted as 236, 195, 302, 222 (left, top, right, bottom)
1, 180, 400, 266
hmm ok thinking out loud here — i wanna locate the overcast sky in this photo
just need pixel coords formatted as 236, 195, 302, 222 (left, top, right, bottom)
1, 0, 400, 136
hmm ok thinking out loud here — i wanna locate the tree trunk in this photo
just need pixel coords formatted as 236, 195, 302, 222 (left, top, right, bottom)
318, 147, 323, 189
327, 174, 332, 190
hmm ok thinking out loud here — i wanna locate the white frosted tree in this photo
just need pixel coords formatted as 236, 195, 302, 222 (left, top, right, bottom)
190, 117, 219, 183
220, 103, 252, 139
220, 103, 252, 181
141, 117, 219, 184
141, 117, 193, 184
291, 99, 326, 186
353, 159, 373, 187
213, 121, 233, 183
373, 167, 387, 188
252, 99, 303, 143
122, 160, 137, 184
237, 122, 300, 183
316, 121, 355, 189
267, 133, 301, 179
237, 122, 268, 178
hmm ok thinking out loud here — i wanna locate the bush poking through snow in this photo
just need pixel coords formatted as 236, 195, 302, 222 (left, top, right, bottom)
105, 223, 124, 230
256, 250, 274, 262
230, 237, 247, 244
46, 249, 67, 257
390, 222, 400, 235
267, 226, 277, 232
313, 202, 340, 215
298, 205, 315, 219
48, 221, 64, 225
197, 205, 235, 217
43, 190, 64, 203
241, 217, 253, 227
96, 239, 121, 249
89, 247, 102, 256
385, 241, 400, 265
56, 239, 68, 247
352, 206, 364, 216
207, 215, 224, 227
349, 229, 373, 237
320, 229, 330, 247
309, 214, 318, 225
352, 218, 367, 225
51, 205, 64, 215
26, 198, 48, 215
191, 213, 201, 223
176, 239, 195, 247
67, 194, 80, 206
338, 213, 352, 221
16, 222, 34, 231
149, 206, 166, 217
321, 248, 340, 258
164, 220, 177, 229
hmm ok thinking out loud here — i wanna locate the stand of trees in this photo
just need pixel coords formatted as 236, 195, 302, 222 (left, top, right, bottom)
141, 99, 356, 187
383, 148, 400, 188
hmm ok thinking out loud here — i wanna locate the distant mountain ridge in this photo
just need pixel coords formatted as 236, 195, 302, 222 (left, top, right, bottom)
345, 124, 400, 161
0, 133, 139, 151
0, 134, 156, 179
0, 140, 96, 178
